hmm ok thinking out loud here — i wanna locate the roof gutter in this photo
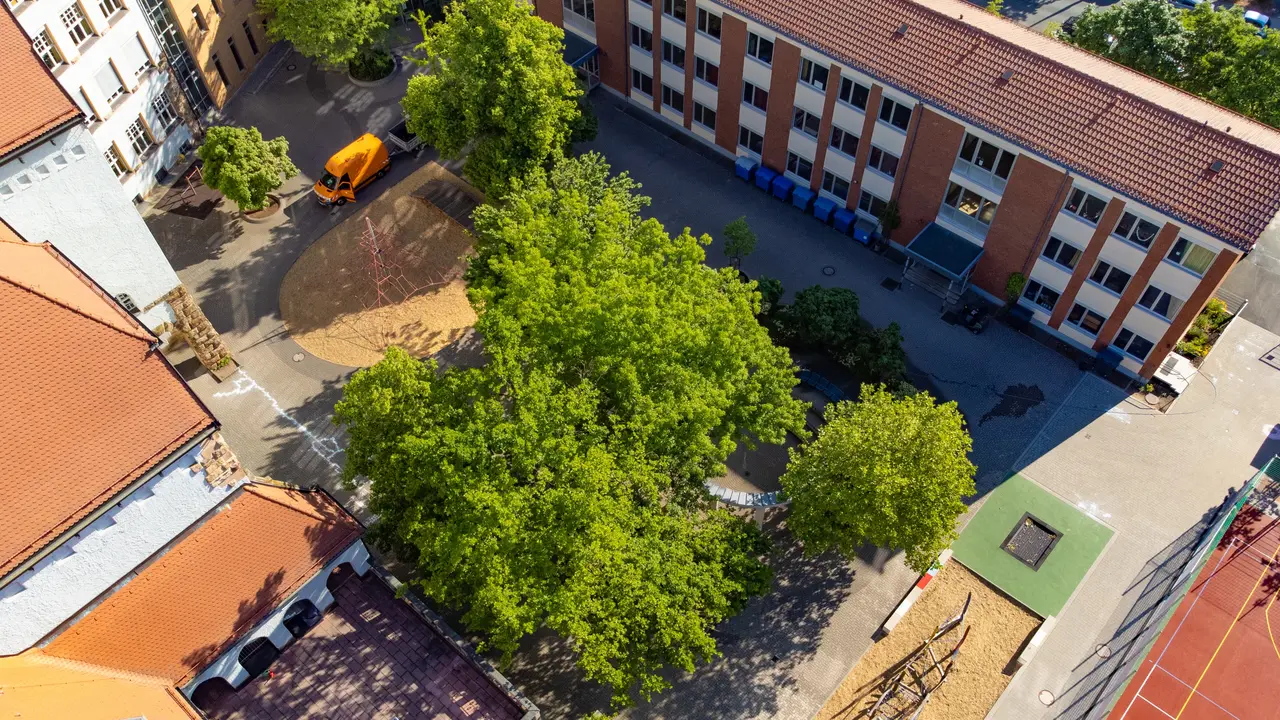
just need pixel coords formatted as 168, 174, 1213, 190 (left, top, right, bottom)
0, 115, 84, 169
0, 424, 217, 590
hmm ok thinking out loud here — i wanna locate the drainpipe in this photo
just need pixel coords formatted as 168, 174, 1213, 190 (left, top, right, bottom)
1020, 170, 1074, 277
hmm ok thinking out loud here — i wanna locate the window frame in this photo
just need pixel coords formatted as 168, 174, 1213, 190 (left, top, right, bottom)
1021, 279, 1062, 313
956, 132, 1017, 183
786, 152, 814, 182
858, 189, 887, 219
1066, 303, 1107, 336
798, 58, 829, 92
693, 56, 718, 87
866, 146, 900, 179
738, 125, 764, 157
125, 117, 153, 157
61, 3, 94, 46
1136, 284, 1185, 321
1040, 237, 1082, 271
742, 81, 768, 113
97, 62, 126, 105
942, 181, 999, 227
838, 77, 870, 111
150, 94, 178, 130
1112, 211, 1163, 249
828, 125, 858, 158
629, 23, 652, 53
792, 106, 821, 139
695, 7, 721, 38
1165, 237, 1216, 276
662, 0, 685, 22
1062, 186, 1108, 225
692, 101, 716, 130
661, 39, 685, 70
33, 29, 64, 70
1113, 328, 1155, 361
97, 0, 122, 18
227, 36, 245, 71
103, 145, 129, 178
746, 32, 774, 65
1087, 260, 1132, 296
630, 67, 654, 98
821, 170, 850, 201
661, 83, 685, 114
242, 20, 260, 55
878, 97, 912, 131
563, 0, 595, 21
211, 53, 229, 85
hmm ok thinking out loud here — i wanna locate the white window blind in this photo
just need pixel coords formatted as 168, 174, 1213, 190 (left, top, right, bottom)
94, 62, 124, 103
121, 36, 150, 77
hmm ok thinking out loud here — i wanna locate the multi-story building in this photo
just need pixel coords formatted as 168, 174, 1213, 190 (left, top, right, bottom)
163, 0, 274, 109
0, 10, 230, 371
5, 0, 194, 201
535, 0, 1280, 381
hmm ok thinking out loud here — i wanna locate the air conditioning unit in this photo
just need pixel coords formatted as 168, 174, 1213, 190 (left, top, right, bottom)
1153, 352, 1197, 395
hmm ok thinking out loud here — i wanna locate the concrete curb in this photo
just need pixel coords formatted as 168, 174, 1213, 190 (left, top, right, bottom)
347, 56, 401, 88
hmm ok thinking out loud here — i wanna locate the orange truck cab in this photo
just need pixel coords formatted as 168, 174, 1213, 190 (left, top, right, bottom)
313, 133, 390, 206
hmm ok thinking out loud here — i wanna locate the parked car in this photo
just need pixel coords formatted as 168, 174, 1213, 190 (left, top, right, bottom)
1245, 9, 1272, 32
1171, 0, 1208, 11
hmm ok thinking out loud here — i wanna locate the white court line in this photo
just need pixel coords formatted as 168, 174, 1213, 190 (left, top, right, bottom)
1149, 664, 1243, 719
1134, 695, 1177, 720
1117, 538, 1239, 719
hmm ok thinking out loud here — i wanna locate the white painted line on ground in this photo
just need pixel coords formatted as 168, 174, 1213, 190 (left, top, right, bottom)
212, 370, 343, 474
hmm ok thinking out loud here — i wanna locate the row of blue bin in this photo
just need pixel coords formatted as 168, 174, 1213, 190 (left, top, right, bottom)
734, 156, 875, 245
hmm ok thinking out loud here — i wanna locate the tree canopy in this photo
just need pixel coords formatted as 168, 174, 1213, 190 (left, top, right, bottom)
1070, 0, 1187, 81
336, 153, 806, 706
259, 0, 399, 66
197, 126, 297, 212
401, 0, 583, 196
722, 216, 757, 266
781, 385, 975, 573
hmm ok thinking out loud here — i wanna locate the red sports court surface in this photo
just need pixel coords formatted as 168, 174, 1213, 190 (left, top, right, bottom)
1110, 507, 1280, 719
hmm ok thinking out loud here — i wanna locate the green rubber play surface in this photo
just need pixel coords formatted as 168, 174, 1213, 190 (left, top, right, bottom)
951, 474, 1113, 618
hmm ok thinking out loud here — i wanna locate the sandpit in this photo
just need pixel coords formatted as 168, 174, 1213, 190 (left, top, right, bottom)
817, 562, 1040, 720
280, 163, 481, 368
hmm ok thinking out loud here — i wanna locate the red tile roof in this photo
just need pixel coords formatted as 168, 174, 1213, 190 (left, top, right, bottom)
44, 484, 363, 684
720, 0, 1280, 250
0, 7, 82, 159
0, 235, 215, 580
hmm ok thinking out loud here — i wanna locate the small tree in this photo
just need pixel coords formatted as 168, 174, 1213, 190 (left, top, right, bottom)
782, 385, 975, 573
986, 0, 1004, 16
779, 285, 861, 349
755, 276, 784, 315
878, 200, 901, 248
842, 322, 907, 386
197, 126, 298, 212
722, 216, 757, 267
1005, 272, 1027, 304
259, 0, 399, 66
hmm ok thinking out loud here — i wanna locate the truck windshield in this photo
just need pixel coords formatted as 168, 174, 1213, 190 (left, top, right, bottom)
319, 172, 338, 190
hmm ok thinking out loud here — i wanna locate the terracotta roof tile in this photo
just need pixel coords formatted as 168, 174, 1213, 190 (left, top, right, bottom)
0, 7, 82, 159
0, 237, 215, 579
719, 0, 1280, 250
44, 484, 363, 684
0, 652, 201, 720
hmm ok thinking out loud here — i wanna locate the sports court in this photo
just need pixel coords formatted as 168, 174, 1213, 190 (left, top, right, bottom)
1109, 499, 1280, 720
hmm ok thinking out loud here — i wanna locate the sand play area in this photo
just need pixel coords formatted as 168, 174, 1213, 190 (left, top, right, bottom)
280, 163, 482, 367
817, 562, 1040, 720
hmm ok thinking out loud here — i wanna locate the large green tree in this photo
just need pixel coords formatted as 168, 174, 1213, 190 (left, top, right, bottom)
401, 0, 583, 196
259, 0, 399, 66
1070, 0, 1188, 81
197, 126, 297, 212
781, 385, 975, 573
1182, 5, 1280, 126
337, 153, 806, 705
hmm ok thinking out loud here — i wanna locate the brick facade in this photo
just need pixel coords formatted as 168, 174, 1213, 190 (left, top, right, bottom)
1093, 222, 1179, 349
1140, 249, 1240, 377
891, 107, 965, 246
715, 15, 748, 153
595, 0, 630, 94
761, 39, 801, 174
651, 1, 663, 112
809, 64, 842, 192
683, 0, 697, 130
1048, 198, 1126, 328
536, 0, 564, 30
969, 154, 1068, 299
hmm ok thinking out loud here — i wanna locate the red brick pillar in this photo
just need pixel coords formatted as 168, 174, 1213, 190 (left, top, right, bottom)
969, 155, 1069, 299
890, 107, 965, 247
651, 0, 663, 112
1048, 198, 1126, 328
760, 38, 800, 174
809, 64, 841, 192
1139, 249, 1240, 377
1093, 222, 1180, 349
714, 15, 746, 154
682, 0, 697, 129
846, 84, 884, 210
594, 0, 629, 94
535, 0, 564, 27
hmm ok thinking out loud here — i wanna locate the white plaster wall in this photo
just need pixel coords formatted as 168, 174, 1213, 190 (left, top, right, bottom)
1121, 305, 1170, 346
793, 81, 824, 117
860, 167, 894, 206
660, 13, 684, 41
693, 28, 720, 63
1050, 209, 1099, 250
0, 124, 180, 329
1075, 280, 1121, 318
869, 116, 907, 156
1097, 236, 1146, 276
0, 442, 242, 655
1149, 260, 1203, 303
691, 77, 717, 109
822, 145, 855, 181
738, 103, 766, 136
182, 540, 372, 694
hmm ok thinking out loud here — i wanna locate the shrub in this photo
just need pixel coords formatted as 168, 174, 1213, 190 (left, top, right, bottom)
780, 286, 861, 348
841, 322, 908, 386
755, 276, 784, 314
1005, 272, 1027, 303
349, 49, 395, 81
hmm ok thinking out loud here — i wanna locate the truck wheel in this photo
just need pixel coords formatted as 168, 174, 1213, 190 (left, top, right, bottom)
335, 198, 347, 207
376, 168, 387, 180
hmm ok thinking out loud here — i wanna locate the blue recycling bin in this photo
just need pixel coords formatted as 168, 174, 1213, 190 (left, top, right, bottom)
792, 187, 816, 212
770, 174, 795, 202
754, 166, 778, 192
833, 208, 857, 234
734, 156, 758, 183
852, 217, 877, 246
812, 196, 837, 223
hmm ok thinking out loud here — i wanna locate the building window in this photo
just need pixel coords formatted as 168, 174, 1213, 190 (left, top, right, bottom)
1022, 280, 1061, 312
630, 24, 652, 52
1088, 260, 1132, 295
1166, 237, 1216, 275
243, 21, 260, 54
228, 37, 245, 70
661, 40, 684, 70
859, 190, 887, 218
1041, 237, 1081, 270
1063, 186, 1107, 224
942, 181, 999, 229
878, 97, 911, 131
786, 152, 813, 182
61, 3, 94, 46
151, 94, 178, 129
115, 292, 139, 312
742, 81, 768, 112
693, 101, 716, 130
661, 84, 684, 114
191, 6, 207, 32
746, 32, 773, 65
1137, 285, 1185, 320
33, 30, 64, 70
563, 0, 594, 21
95, 62, 126, 104
210, 0, 222, 14
838, 77, 870, 110
75, 88, 97, 120
822, 170, 850, 201
1113, 212, 1161, 248
799, 58, 828, 91
127, 36, 152, 77
696, 8, 721, 38
1114, 328, 1155, 361
867, 146, 900, 179
1066, 303, 1106, 335
662, 0, 685, 21
829, 125, 858, 157
97, 0, 122, 18
957, 133, 1016, 182
211, 53, 229, 85
694, 57, 717, 86
738, 125, 763, 156
792, 106, 821, 139
104, 146, 129, 177
630, 68, 653, 97
126, 118, 153, 156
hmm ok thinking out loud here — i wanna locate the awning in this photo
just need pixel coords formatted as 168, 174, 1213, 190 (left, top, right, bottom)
563, 30, 599, 68
904, 222, 985, 281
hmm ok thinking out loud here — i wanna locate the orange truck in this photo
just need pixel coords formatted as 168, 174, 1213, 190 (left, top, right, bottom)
313, 122, 421, 206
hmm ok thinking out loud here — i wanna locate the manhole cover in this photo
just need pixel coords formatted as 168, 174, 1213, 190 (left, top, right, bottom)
1001, 512, 1061, 570
881, 277, 901, 291
822, 265, 836, 276
1096, 644, 1112, 659
1039, 690, 1055, 705
286, 63, 297, 71
293, 352, 305, 362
